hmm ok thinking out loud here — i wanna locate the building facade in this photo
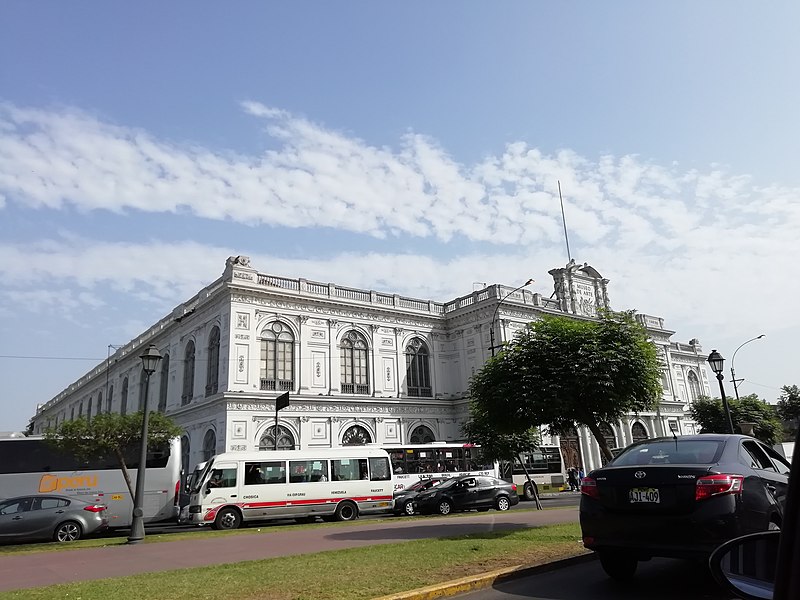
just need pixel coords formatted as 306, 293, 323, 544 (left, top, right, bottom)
30, 256, 711, 474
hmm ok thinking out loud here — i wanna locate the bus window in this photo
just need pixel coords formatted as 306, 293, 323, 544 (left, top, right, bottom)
332, 458, 368, 481
208, 467, 237, 488
289, 460, 330, 483
243, 461, 285, 484
369, 457, 390, 481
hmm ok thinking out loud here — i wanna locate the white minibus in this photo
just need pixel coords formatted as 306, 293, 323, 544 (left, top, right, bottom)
187, 447, 393, 529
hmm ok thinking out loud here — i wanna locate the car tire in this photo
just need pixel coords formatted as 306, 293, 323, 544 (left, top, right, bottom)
437, 500, 453, 515
402, 501, 416, 516
496, 496, 511, 511
54, 521, 82, 542
523, 482, 539, 501
334, 501, 358, 522
599, 552, 638, 581
214, 507, 242, 530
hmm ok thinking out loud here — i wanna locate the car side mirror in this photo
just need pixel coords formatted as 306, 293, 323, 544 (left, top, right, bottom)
709, 531, 778, 600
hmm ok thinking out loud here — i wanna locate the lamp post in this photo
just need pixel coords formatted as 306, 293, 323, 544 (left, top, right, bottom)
127, 344, 162, 544
707, 349, 734, 434
730, 334, 765, 402
489, 278, 535, 357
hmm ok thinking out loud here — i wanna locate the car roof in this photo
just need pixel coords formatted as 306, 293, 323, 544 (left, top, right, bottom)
630, 434, 754, 444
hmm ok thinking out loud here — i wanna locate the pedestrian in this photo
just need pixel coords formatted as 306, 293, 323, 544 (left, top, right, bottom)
567, 467, 579, 491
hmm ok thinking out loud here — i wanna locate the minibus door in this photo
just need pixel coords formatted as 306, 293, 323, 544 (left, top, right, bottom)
204, 463, 239, 504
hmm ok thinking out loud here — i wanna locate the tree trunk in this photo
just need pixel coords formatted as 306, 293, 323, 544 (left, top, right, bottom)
585, 420, 615, 464
516, 454, 542, 510
114, 447, 136, 499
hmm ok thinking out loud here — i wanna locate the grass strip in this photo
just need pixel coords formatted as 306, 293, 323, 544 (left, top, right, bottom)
0, 522, 584, 600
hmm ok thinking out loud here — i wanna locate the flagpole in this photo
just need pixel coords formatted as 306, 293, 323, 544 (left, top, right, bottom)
274, 401, 279, 451
557, 180, 572, 262
273, 392, 290, 451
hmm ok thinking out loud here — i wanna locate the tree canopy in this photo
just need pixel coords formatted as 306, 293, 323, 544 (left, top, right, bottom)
777, 385, 800, 423
468, 311, 662, 462
45, 412, 183, 498
689, 394, 783, 445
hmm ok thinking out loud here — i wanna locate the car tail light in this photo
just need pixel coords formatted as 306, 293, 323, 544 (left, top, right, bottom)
695, 474, 744, 501
174, 480, 181, 506
511, 484, 517, 493
83, 505, 107, 513
580, 476, 600, 499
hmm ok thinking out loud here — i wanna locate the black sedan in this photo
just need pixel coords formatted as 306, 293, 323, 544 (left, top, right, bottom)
580, 434, 790, 581
393, 477, 445, 516
413, 475, 519, 515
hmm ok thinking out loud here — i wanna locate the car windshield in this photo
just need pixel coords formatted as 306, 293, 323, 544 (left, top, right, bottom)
611, 440, 724, 466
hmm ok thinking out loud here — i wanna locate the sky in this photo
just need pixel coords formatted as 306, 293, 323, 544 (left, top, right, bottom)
1, 2, 799, 432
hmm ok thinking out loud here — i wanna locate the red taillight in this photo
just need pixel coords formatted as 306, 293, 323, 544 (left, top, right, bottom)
580, 476, 600, 499
174, 480, 181, 506
83, 505, 106, 513
695, 474, 743, 501
511, 484, 517, 493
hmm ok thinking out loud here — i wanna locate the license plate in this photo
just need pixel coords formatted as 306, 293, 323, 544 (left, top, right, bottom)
629, 487, 660, 503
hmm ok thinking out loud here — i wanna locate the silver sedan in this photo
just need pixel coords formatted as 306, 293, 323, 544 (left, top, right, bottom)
0, 495, 108, 543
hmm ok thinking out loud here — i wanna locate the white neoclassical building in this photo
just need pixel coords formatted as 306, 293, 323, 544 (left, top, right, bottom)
30, 256, 711, 474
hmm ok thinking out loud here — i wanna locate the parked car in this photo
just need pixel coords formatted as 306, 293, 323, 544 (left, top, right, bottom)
393, 477, 445, 516
0, 495, 108, 544
580, 434, 790, 581
709, 429, 799, 600
413, 475, 519, 515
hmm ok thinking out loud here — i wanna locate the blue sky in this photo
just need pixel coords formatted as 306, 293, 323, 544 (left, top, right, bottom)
1, 2, 799, 431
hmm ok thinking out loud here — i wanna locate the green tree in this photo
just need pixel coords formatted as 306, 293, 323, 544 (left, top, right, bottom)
689, 394, 783, 445
45, 412, 182, 498
469, 311, 662, 463
777, 385, 800, 423
462, 413, 542, 507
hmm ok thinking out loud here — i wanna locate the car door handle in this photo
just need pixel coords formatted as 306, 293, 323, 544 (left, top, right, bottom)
55, 510, 65, 514
766, 484, 777, 494
12, 516, 22, 520
230, 495, 237, 498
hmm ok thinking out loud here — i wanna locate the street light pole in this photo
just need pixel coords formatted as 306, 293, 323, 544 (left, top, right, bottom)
127, 344, 162, 544
707, 349, 735, 434
730, 334, 765, 402
489, 279, 535, 357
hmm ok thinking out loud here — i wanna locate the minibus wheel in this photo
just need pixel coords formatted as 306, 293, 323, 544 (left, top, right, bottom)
334, 501, 358, 521
214, 507, 242, 530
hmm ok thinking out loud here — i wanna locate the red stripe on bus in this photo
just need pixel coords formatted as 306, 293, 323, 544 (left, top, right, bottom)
202, 495, 392, 521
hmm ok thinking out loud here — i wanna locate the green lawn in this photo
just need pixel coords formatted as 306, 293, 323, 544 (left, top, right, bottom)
0, 522, 585, 600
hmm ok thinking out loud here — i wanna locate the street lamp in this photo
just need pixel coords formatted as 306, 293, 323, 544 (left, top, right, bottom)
127, 344, 162, 544
730, 334, 765, 402
489, 278, 535, 357
707, 349, 734, 434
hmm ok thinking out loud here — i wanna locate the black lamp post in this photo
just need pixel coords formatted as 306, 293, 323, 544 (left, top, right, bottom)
707, 349, 735, 434
730, 334, 765, 402
127, 344, 162, 544
489, 279, 534, 357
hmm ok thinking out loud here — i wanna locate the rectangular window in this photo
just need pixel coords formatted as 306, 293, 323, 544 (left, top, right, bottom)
369, 457, 391, 481
289, 459, 329, 483
244, 461, 286, 485
331, 458, 368, 481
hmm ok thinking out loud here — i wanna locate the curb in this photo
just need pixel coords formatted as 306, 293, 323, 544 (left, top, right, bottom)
373, 552, 597, 600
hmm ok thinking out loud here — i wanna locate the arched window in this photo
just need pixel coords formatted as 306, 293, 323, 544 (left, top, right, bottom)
107, 385, 114, 414
96, 391, 102, 417
260, 322, 294, 391
206, 327, 220, 397
181, 435, 190, 481
687, 371, 701, 401
258, 425, 296, 451
87, 397, 92, 423
121, 377, 129, 416
158, 353, 170, 413
599, 422, 617, 449
409, 425, 435, 443
70, 406, 75, 421
340, 331, 369, 395
405, 338, 432, 397
182, 341, 195, 406
631, 422, 649, 443
342, 425, 372, 446
78, 400, 84, 419
202, 429, 216, 461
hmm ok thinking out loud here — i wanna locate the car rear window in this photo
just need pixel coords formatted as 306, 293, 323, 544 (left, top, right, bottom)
611, 440, 723, 466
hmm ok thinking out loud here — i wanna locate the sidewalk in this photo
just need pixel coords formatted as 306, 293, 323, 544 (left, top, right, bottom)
0, 507, 579, 593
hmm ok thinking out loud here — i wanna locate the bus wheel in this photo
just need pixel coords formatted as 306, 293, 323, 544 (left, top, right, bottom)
524, 482, 539, 501
438, 500, 452, 515
334, 501, 358, 522
54, 521, 82, 542
214, 507, 242, 530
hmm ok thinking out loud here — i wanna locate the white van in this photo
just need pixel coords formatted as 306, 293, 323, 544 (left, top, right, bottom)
187, 447, 393, 529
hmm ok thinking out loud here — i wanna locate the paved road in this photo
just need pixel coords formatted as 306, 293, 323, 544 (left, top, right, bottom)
455, 555, 735, 600
0, 506, 578, 592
